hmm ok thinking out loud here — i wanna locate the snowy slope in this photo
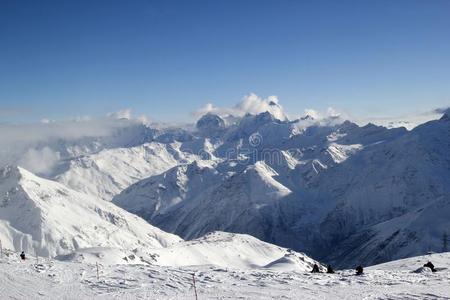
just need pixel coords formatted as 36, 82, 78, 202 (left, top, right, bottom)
55, 231, 319, 272
150, 231, 317, 271
114, 160, 293, 240
315, 114, 450, 266
55, 142, 196, 201
322, 196, 450, 268
113, 111, 449, 267
368, 251, 450, 272
113, 160, 222, 221
0, 166, 182, 258
54, 247, 145, 265
0, 249, 449, 299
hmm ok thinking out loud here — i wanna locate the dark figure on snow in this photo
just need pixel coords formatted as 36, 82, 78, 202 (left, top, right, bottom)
20, 251, 26, 260
423, 261, 436, 272
355, 265, 364, 275
326, 264, 335, 274
311, 264, 320, 273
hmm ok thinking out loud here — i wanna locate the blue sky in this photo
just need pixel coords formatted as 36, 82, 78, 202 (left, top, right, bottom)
1, 0, 449, 122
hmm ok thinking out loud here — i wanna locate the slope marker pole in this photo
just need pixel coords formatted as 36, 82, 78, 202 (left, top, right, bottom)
192, 273, 198, 300
96, 262, 99, 281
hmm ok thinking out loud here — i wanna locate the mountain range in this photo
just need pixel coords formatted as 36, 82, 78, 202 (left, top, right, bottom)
1, 107, 449, 267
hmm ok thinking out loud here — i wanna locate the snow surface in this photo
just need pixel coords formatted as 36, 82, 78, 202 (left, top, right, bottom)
0, 248, 449, 299
148, 231, 318, 271
0, 166, 182, 258
54, 231, 319, 272
55, 142, 197, 201
112, 112, 450, 267
1, 108, 449, 272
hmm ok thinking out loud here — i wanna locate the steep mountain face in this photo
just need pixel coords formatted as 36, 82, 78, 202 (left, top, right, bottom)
324, 196, 450, 268
312, 113, 450, 266
0, 166, 182, 258
115, 158, 311, 258
113, 161, 222, 221
113, 157, 314, 250
113, 111, 450, 267
116, 161, 292, 240
55, 142, 197, 201
196, 113, 226, 138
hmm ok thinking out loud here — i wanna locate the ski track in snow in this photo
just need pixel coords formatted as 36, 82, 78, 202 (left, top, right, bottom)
1, 252, 450, 299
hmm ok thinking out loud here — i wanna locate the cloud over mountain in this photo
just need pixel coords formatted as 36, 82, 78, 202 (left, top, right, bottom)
0, 111, 144, 173
194, 93, 288, 121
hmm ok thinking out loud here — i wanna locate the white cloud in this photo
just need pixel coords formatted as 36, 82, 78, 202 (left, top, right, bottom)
194, 93, 288, 121
18, 147, 61, 175
137, 114, 151, 125
302, 107, 347, 120
303, 109, 321, 119
107, 108, 132, 120
0, 118, 131, 146
354, 106, 449, 130
0, 110, 147, 172
0, 100, 446, 176
40, 118, 53, 124
433, 107, 450, 115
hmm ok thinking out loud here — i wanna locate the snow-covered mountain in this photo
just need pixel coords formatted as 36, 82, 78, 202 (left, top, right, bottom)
112, 109, 450, 267
314, 112, 450, 266
1, 105, 449, 269
0, 163, 319, 273
114, 160, 294, 241
0, 166, 182, 258
55, 142, 197, 201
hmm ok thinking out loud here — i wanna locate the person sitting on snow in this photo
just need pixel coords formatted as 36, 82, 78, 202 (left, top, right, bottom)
326, 264, 335, 274
423, 261, 436, 272
311, 263, 320, 273
355, 265, 364, 275
20, 251, 26, 260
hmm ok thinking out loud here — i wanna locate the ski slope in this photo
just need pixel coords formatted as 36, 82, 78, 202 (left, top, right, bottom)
0, 250, 448, 299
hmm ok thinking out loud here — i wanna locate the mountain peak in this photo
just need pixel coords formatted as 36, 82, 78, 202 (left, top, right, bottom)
1, 165, 19, 178
0, 165, 27, 183
268, 100, 280, 107
267, 105, 288, 121
440, 108, 450, 120
339, 120, 359, 130
300, 114, 315, 121
196, 113, 226, 133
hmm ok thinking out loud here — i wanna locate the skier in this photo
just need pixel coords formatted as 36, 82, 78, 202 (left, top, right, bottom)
423, 261, 436, 272
311, 263, 320, 273
326, 264, 335, 274
355, 265, 363, 275
20, 251, 26, 260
